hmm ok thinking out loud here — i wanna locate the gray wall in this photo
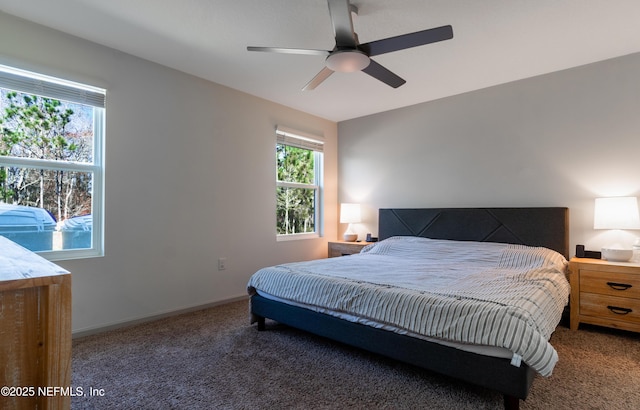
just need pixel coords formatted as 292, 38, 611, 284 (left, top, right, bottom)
338, 53, 640, 254
0, 12, 338, 334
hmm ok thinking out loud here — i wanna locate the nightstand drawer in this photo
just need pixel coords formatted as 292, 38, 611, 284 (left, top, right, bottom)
580, 293, 640, 324
580, 269, 640, 299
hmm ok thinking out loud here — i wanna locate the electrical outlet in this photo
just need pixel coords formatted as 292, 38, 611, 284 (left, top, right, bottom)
218, 257, 227, 271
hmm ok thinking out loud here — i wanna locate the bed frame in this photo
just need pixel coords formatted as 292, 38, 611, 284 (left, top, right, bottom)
251, 207, 569, 410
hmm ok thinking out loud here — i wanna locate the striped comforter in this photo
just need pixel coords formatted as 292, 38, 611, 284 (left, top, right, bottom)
247, 236, 570, 376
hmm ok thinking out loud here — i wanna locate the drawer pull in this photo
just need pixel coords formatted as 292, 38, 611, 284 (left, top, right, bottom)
607, 306, 633, 315
606, 282, 632, 291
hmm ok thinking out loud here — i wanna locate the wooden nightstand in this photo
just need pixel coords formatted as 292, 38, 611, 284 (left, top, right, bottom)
328, 241, 372, 257
569, 257, 640, 332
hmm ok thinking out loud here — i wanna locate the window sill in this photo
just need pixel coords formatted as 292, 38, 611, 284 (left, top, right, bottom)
276, 232, 320, 242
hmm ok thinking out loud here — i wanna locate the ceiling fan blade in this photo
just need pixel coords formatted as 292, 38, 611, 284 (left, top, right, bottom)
302, 67, 334, 91
359, 25, 453, 57
361, 60, 406, 88
247, 46, 330, 56
327, 0, 357, 48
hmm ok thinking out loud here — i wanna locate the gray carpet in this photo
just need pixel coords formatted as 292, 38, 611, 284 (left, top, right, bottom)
71, 299, 640, 409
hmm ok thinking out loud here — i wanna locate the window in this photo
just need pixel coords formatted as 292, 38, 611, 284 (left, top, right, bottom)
276, 126, 323, 240
0, 65, 105, 260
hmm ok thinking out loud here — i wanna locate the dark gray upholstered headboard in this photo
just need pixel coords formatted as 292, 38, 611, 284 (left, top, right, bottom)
379, 208, 569, 259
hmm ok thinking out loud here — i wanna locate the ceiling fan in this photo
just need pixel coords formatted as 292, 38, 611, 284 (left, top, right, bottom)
247, 0, 453, 91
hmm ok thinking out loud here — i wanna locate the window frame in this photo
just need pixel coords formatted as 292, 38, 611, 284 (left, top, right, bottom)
0, 64, 105, 260
275, 126, 324, 241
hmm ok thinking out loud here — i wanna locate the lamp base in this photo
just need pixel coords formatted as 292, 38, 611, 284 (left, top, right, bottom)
343, 233, 358, 242
602, 248, 633, 262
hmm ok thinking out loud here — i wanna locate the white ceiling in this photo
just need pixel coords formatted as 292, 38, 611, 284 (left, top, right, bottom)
2, 0, 640, 122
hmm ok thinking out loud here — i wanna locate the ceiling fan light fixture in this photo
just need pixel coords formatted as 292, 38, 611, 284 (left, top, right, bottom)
325, 50, 370, 72
247, 0, 453, 90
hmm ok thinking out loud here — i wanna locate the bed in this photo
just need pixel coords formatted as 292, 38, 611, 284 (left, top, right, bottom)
248, 207, 570, 409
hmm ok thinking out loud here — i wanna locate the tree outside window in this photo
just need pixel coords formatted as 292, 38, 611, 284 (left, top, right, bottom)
275, 129, 323, 238
0, 92, 92, 218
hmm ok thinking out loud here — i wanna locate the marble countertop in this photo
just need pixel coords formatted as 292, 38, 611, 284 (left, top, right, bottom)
0, 236, 68, 281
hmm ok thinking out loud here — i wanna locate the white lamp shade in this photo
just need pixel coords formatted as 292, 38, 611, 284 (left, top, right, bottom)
340, 203, 361, 224
594, 197, 640, 230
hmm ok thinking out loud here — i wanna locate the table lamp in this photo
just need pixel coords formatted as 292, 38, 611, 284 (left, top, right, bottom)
340, 203, 361, 242
593, 196, 640, 261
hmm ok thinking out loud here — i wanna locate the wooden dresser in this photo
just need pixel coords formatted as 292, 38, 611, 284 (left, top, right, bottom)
0, 237, 72, 410
569, 257, 640, 332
